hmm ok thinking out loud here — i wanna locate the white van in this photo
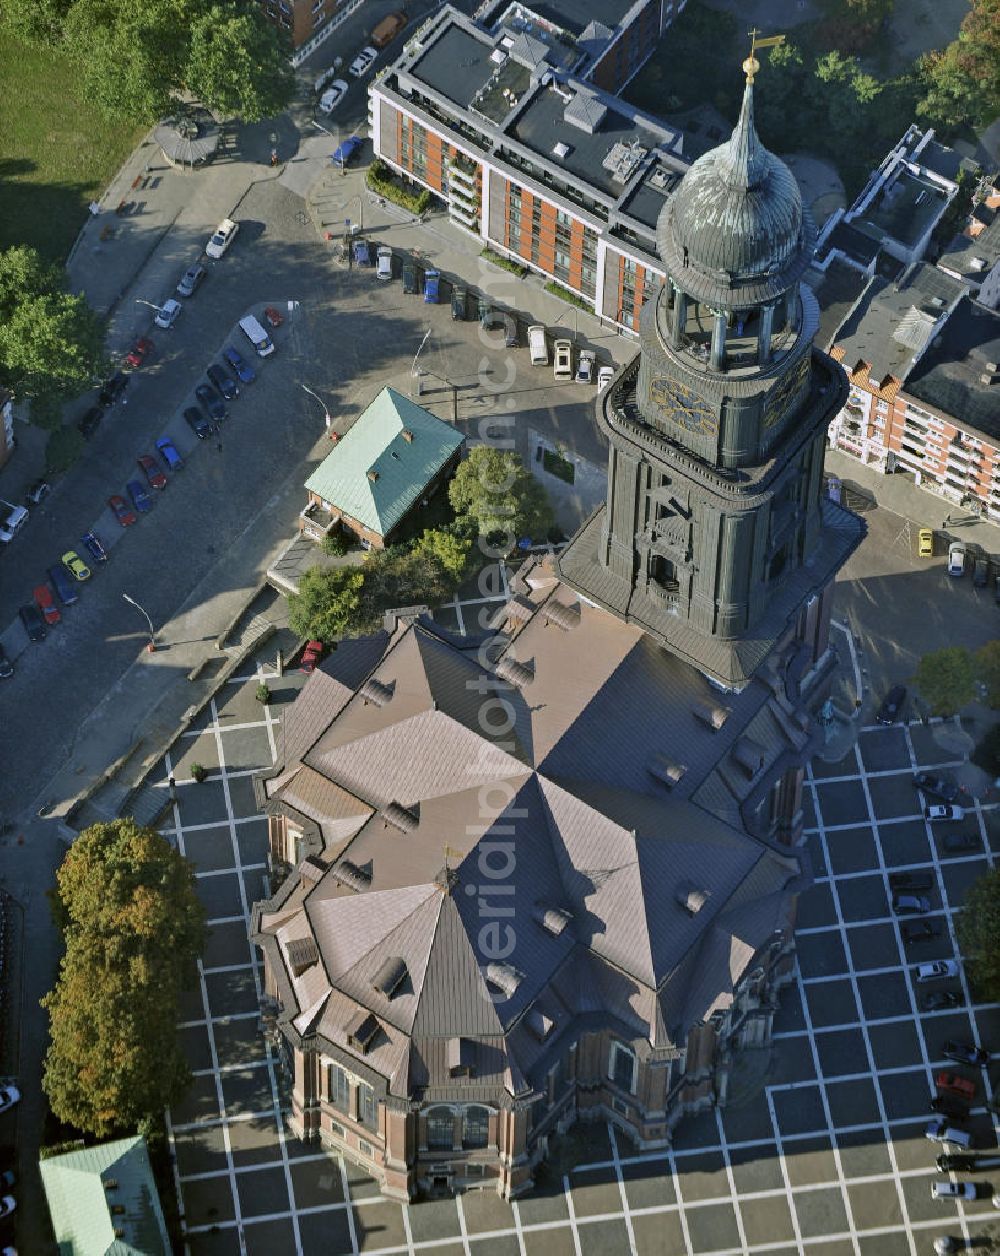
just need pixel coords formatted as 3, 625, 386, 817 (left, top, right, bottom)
528, 324, 548, 366
239, 314, 275, 358
0, 504, 28, 543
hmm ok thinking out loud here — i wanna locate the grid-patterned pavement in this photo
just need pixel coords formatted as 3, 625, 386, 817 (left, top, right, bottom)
159, 609, 1000, 1255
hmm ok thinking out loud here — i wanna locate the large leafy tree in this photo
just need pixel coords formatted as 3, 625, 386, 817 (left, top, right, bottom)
288, 566, 366, 642
913, 645, 976, 716
957, 868, 1000, 1002
448, 447, 553, 543
187, 4, 295, 122
42, 819, 206, 1137
0, 246, 106, 421
917, 0, 1000, 130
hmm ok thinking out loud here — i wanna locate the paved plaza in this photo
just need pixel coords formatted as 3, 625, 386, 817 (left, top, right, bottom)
147, 574, 1000, 1255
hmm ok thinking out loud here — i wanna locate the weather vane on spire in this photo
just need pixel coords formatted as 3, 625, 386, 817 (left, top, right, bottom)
743, 29, 786, 83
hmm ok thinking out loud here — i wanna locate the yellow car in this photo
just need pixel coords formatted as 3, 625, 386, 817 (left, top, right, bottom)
918, 528, 934, 558
62, 549, 91, 581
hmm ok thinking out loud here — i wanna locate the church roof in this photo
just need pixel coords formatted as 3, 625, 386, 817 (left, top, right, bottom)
656, 78, 815, 306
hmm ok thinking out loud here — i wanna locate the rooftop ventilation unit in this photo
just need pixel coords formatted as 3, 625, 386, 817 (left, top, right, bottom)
647, 754, 687, 789
971, 257, 987, 272
693, 700, 730, 731
486, 962, 523, 997
527, 1008, 554, 1040
602, 139, 647, 185
490, 48, 507, 65
553, 142, 571, 160
346, 1009, 380, 1054
676, 883, 708, 914
648, 166, 671, 190
372, 956, 408, 997
532, 905, 572, 935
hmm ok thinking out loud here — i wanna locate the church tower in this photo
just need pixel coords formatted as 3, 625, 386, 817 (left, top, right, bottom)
559, 52, 865, 689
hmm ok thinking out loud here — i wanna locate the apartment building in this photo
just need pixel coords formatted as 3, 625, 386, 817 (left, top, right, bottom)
0, 390, 13, 470
937, 176, 1000, 311
257, 0, 364, 57
370, 6, 689, 331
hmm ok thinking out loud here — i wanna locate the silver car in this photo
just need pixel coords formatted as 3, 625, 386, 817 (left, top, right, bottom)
177, 264, 206, 297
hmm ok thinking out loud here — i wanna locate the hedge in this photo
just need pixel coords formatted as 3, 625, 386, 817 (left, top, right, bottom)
366, 159, 433, 215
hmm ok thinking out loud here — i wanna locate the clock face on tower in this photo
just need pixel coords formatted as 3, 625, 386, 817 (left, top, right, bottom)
650, 376, 717, 436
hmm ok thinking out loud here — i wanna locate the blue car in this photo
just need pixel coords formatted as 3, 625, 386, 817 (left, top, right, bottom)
127, 479, 152, 514
47, 563, 79, 606
223, 346, 255, 385
423, 269, 440, 303
353, 239, 371, 267
156, 436, 183, 471
81, 531, 107, 564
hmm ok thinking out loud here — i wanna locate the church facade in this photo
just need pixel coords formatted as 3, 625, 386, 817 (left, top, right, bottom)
250, 62, 865, 1201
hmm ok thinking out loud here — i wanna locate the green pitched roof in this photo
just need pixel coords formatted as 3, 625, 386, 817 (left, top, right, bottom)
305, 387, 464, 538
39, 1136, 170, 1256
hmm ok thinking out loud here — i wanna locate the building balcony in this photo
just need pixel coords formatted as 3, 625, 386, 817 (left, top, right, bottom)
300, 500, 340, 542
449, 200, 479, 228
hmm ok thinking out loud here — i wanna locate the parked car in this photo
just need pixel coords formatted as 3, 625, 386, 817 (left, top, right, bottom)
923, 990, 963, 1011
33, 583, 60, 625
127, 480, 152, 514
926, 1119, 973, 1148
423, 269, 440, 303
890, 872, 934, 892
353, 239, 372, 267
18, 604, 45, 642
154, 298, 181, 329
937, 1154, 977, 1172
184, 407, 212, 440
0, 1196, 15, 1220
137, 454, 167, 490
26, 478, 50, 506
576, 349, 596, 384
894, 893, 932, 915
156, 437, 183, 471
943, 831, 981, 852
300, 640, 324, 673
0, 645, 12, 680
264, 306, 283, 328
975, 556, 990, 587
943, 1041, 990, 1067
937, 1071, 976, 1101
371, 10, 406, 47
948, 541, 967, 577
223, 346, 256, 384
916, 960, 960, 982
483, 310, 518, 348
597, 364, 615, 391
0, 1087, 19, 1115
902, 920, 940, 943
332, 136, 362, 169
207, 362, 239, 400
876, 684, 906, 725
913, 772, 960, 803
932, 1181, 977, 1200
77, 406, 102, 439
318, 78, 348, 113
47, 564, 78, 606
125, 335, 153, 368
402, 260, 419, 294
918, 527, 934, 557
196, 383, 226, 421
926, 804, 964, 821
931, 1093, 970, 1120
62, 550, 90, 582
81, 531, 107, 564
99, 371, 128, 406
451, 285, 467, 319
349, 45, 378, 77
553, 339, 573, 381
376, 246, 393, 281
108, 494, 137, 527
0, 504, 28, 543
176, 263, 206, 297
206, 217, 239, 259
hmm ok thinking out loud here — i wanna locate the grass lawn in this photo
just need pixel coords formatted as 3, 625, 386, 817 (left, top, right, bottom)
0, 32, 145, 264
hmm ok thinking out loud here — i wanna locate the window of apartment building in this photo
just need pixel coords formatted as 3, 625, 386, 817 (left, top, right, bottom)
357, 1081, 376, 1128
327, 1063, 350, 1112
608, 1041, 637, 1094
426, 1106, 454, 1149
553, 249, 571, 283
876, 400, 889, 413
463, 1105, 490, 1150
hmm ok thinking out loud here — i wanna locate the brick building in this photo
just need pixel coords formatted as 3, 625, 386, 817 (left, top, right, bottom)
370, 6, 689, 332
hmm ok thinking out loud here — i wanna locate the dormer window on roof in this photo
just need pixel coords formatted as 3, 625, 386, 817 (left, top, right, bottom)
676, 883, 708, 915
526, 1008, 554, 1040
382, 801, 419, 833
532, 904, 572, 936
286, 936, 319, 977
447, 1036, 475, 1076
346, 1009, 381, 1054
360, 677, 393, 707
544, 599, 581, 630
333, 859, 372, 892
372, 956, 408, 998
486, 962, 523, 997
694, 700, 730, 731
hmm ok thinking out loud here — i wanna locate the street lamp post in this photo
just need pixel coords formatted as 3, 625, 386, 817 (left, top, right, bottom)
122, 592, 156, 652
300, 384, 332, 431
135, 299, 162, 314
410, 328, 433, 397
310, 118, 344, 177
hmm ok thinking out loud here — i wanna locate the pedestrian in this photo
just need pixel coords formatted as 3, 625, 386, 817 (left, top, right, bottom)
216, 441, 223, 452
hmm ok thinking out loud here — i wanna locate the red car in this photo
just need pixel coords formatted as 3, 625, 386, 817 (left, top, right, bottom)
264, 306, 283, 328
300, 640, 323, 673
33, 583, 61, 625
936, 1070, 976, 1102
125, 336, 153, 368
137, 454, 167, 490
108, 494, 137, 527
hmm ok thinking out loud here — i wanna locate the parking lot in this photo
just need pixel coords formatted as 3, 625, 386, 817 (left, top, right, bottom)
149, 578, 998, 1255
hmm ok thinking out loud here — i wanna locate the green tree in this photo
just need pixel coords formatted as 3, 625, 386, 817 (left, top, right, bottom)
756, 43, 808, 148
287, 565, 366, 641
917, 0, 1000, 130
186, 4, 295, 122
913, 645, 976, 716
0, 246, 107, 421
448, 447, 553, 544
956, 867, 1000, 1002
0, 0, 72, 44
42, 819, 206, 1137
975, 641, 1000, 707
412, 527, 472, 583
